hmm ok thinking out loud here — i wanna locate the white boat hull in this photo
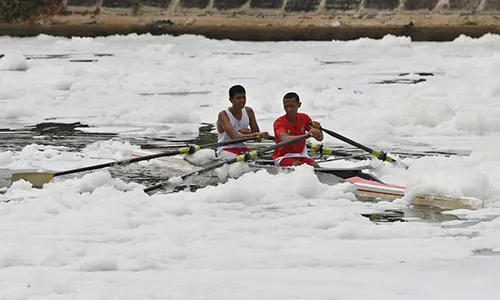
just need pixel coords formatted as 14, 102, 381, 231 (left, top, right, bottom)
346, 177, 484, 210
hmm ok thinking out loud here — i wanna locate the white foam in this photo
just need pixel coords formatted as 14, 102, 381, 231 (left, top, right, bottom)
2, 33, 500, 300
0, 52, 29, 71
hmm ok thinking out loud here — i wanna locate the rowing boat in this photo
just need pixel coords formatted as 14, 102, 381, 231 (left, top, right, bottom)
132, 148, 484, 210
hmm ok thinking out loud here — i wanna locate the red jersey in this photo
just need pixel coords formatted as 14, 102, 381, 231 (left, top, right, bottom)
273, 113, 312, 161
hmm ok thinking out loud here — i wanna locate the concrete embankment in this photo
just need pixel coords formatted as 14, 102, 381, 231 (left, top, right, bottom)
0, 0, 499, 41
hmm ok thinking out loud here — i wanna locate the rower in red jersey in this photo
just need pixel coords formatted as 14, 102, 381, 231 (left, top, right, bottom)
273, 92, 323, 167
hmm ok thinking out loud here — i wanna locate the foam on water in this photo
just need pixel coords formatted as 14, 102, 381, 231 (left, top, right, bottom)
2, 33, 500, 299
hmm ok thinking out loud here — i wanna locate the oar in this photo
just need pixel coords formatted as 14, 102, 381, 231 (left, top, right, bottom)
144, 133, 311, 194
308, 143, 356, 157
308, 143, 370, 161
11, 136, 263, 188
316, 125, 403, 166
316, 153, 370, 164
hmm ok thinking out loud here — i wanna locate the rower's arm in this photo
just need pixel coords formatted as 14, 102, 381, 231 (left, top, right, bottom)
218, 111, 261, 139
245, 107, 260, 133
274, 118, 295, 142
277, 131, 296, 142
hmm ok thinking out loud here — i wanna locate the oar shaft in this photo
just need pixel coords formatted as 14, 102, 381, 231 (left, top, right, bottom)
320, 127, 374, 155
54, 148, 190, 177
259, 134, 310, 154
320, 127, 396, 163
210, 136, 261, 148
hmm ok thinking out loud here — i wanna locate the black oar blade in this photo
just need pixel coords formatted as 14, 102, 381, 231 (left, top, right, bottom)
11, 172, 55, 188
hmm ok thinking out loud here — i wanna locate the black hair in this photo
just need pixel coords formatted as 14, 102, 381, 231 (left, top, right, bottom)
229, 85, 246, 99
283, 92, 300, 103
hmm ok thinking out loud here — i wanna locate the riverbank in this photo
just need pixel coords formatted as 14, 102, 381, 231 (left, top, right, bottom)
2, 11, 500, 41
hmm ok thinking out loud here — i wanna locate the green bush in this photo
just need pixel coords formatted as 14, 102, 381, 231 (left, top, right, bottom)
0, 0, 63, 22
131, 0, 142, 16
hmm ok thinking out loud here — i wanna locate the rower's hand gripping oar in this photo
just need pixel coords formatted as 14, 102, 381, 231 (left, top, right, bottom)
11, 135, 265, 188
143, 133, 311, 194
313, 124, 406, 168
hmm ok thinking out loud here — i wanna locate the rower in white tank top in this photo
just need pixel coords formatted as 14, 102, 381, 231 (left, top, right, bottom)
216, 108, 251, 157
216, 85, 270, 159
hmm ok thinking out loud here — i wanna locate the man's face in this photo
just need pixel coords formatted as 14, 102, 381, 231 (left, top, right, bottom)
230, 92, 246, 108
283, 98, 300, 117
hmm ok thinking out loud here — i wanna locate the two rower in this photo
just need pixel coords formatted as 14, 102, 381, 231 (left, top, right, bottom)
216, 85, 323, 166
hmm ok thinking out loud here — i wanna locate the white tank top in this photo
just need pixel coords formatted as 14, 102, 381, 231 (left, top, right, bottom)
216, 108, 250, 155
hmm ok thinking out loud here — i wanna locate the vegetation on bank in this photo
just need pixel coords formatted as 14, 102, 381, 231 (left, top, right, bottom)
131, 0, 142, 16
0, 0, 63, 22
0, 0, 145, 22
